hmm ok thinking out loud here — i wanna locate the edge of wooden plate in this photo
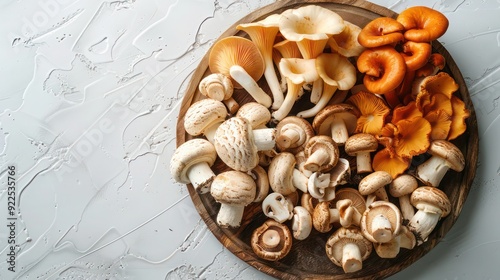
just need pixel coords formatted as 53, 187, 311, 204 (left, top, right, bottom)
175, 1, 479, 279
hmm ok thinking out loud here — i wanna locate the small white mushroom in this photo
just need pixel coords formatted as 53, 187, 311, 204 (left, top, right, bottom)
184, 98, 228, 143
262, 192, 294, 223
198, 73, 239, 114
291, 206, 313, 240
236, 102, 271, 129
169, 138, 217, 194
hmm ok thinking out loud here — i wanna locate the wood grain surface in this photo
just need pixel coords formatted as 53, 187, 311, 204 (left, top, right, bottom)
175, 1, 479, 279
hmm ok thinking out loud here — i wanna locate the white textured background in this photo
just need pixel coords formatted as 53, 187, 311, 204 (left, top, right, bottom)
0, 0, 499, 279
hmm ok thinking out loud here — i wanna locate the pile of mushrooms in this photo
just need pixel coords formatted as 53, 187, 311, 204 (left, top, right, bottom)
170, 5, 470, 274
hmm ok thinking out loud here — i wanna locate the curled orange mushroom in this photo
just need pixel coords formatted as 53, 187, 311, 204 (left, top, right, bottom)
357, 17, 405, 48
357, 46, 406, 94
347, 91, 390, 135
373, 147, 411, 179
397, 6, 449, 42
400, 41, 432, 71
416, 53, 446, 77
447, 95, 470, 140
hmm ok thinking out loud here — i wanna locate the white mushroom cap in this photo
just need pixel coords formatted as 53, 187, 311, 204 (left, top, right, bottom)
389, 174, 419, 221
251, 219, 293, 261
250, 165, 270, 203
408, 186, 451, 244
303, 135, 340, 173
184, 98, 228, 143
198, 73, 239, 114
325, 227, 373, 273
214, 117, 276, 172
210, 170, 256, 228
360, 201, 402, 244
312, 103, 360, 146
291, 206, 313, 240
236, 102, 271, 129
169, 138, 216, 194
275, 116, 315, 154
268, 152, 297, 196
262, 192, 294, 223
416, 140, 465, 187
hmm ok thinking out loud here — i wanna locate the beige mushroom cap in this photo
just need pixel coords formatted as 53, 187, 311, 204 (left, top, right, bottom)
184, 98, 228, 141
303, 135, 340, 173
251, 219, 293, 261
275, 116, 315, 154
313, 201, 339, 233
360, 200, 402, 243
410, 186, 451, 217
428, 140, 465, 171
345, 133, 379, 156
325, 227, 373, 273
312, 103, 360, 145
236, 102, 271, 129
268, 152, 297, 196
291, 206, 313, 240
358, 170, 392, 198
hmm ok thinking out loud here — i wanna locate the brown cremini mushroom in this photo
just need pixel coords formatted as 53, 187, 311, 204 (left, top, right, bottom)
325, 227, 373, 273
210, 170, 256, 228
360, 201, 402, 243
389, 174, 418, 221
313, 201, 340, 233
345, 133, 379, 174
169, 138, 217, 194
312, 103, 360, 146
250, 165, 270, 203
357, 17, 405, 48
303, 135, 339, 173
358, 170, 392, 206
251, 219, 293, 261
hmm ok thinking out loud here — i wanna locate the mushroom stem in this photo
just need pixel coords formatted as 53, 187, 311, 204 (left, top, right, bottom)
371, 214, 393, 243
416, 155, 450, 187
229, 65, 272, 108
292, 169, 308, 193
304, 149, 330, 172
223, 98, 240, 115
297, 85, 337, 118
187, 162, 215, 194
342, 243, 363, 273
408, 210, 440, 244
261, 229, 281, 249
272, 80, 302, 121
252, 128, 276, 151
310, 78, 324, 104
204, 124, 220, 143
217, 203, 246, 228
329, 116, 349, 145
399, 195, 415, 221
356, 151, 373, 174
264, 59, 285, 110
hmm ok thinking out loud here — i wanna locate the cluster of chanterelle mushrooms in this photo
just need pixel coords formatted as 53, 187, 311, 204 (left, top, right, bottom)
170, 5, 470, 274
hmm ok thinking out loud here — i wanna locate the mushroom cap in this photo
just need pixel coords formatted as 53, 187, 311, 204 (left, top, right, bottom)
251, 219, 293, 261
357, 45, 406, 94
275, 116, 315, 153
292, 206, 313, 240
410, 186, 451, 217
400, 41, 432, 71
397, 6, 449, 42
313, 201, 336, 233
347, 91, 391, 135
208, 36, 265, 89
312, 103, 360, 136
236, 102, 271, 129
389, 174, 418, 197
333, 188, 367, 215
358, 170, 393, 196
344, 133, 379, 156
268, 152, 297, 196
360, 201, 402, 243
427, 139, 465, 171
214, 117, 259, 172
357, 17, 405, 48
325, 227, 373, 268
198, 73, 234, 101
316, 52, 357, 91
304, 135, 340, 173
170, 138, 217, 184
251, 165, 270, 203
372, 147, 412, 179
210, 170, 256, 205
184, 98, 228, 136
447, 95, 470, 141
328, 20, 365, 57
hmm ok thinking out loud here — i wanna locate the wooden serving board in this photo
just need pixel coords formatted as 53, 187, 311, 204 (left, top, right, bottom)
175, 0, 479, 279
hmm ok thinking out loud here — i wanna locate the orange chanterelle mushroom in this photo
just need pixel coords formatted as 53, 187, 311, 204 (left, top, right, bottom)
347, 91, 391, 135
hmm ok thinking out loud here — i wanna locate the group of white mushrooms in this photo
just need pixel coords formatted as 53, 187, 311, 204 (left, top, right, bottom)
170, 4, 467, 274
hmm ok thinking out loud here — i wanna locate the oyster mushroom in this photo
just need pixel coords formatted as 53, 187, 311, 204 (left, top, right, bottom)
279, 5, 346, 59
169, 138, 217, 194
344, 133, 379, 174
325, 227, 373, 273
275, 116, 314, 154
397, 6, 449, 42
214, 116, 276, 172
303, 135, 339, 173
312, 103, 360, 146
251, 219, 293, 261
360, 201, 402, 244
237, 14, 284, 109
210, 170, 256, 228
262, 192, 294, 223
357, 17, 404, 48
184, 98, 228, 143
208, 36, 271, 107
297, 53, 357, 118
408, 186, 451, 244
198, 73, 239, 114
415, 139, 465, 187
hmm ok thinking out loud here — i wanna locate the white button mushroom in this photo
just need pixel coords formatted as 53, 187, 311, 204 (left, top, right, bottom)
169, 138, 217, 194
291, 206, 313, 240
415, 139, 465, 187
184, 98, 228, 143
198, 73, 239, 114
303, 135, 340, 173
210, 170, 256, 228
262, 192, 294, 223
268, 152, 308, 195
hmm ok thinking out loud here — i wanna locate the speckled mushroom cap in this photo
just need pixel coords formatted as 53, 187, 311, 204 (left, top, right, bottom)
389, 174, 418, 197
427, 140, 465, 172
312, 103, 360, 144
213, 116, 259, 172
358, 170, 392, 196
251, 219, 293, 261
184, 98, 228, 136
210, 170, 256, 206
344, 133, 379, 156
169, 138, 217, 184
313, 201, 337, 233
236, 102, 271, 129
325, 227, 373, 269
410, 186, 451, 217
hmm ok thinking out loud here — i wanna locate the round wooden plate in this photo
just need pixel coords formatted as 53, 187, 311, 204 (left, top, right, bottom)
175, 0, 479, 279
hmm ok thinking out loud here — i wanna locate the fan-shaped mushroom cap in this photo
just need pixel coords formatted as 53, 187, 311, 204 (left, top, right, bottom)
325, 227, 373, 273
170, 138, 217, 194
251, 219, 293, 261
347, 91, 391, 135
184, 98, 228, 142
447, 95, 470, 141
328, 20, 365, 57
279, 5, 346, 59
357, 46, 406, 94
397, 6, 449, 42
400, 41, 432, 71
312, 103, 360, 146
357, 17, 405, 48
